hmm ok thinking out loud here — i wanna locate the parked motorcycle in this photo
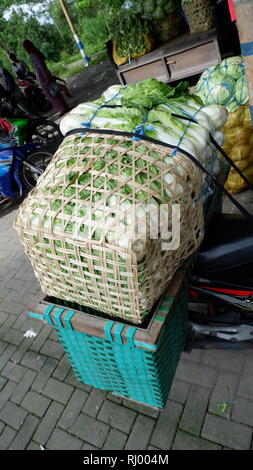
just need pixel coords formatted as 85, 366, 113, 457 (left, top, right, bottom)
187, 210, 253, 349
159, 112, 253, 349
0, 116, 63, 204
17, 76, 51, 114
0, 141, 52, 200
0, 79, 50, 118
8, 116, 63, 150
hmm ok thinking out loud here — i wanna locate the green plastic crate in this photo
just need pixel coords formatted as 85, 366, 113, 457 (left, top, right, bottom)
29, 271, 189, 409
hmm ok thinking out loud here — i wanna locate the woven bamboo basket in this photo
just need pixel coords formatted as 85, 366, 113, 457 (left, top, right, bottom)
152, 11, 184, 43
182, 0, 214, 35
14, 131, 204, 324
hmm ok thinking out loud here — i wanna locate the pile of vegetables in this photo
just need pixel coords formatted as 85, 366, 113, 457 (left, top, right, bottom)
60, 78, 227, 175
127, 0, 181, 20
181, 0, 214, 35
110, 12, 151, 58
15, 130, 203, 321
223, 105, 253, 194
196, 56, 253, 195
196, 56, 249, 112
15, 78, 228, 322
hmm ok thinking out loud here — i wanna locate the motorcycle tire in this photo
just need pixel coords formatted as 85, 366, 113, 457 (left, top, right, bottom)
19, 150, 53, 191
28, 118, 63, 152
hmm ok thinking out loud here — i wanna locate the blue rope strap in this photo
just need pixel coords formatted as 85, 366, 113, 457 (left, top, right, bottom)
162, 101, 216, 202
81, 86, 127, 129
197, 60, 246, 107
205, 81, 234, 107
132, 110, 154, 141
163, 102, 204, 157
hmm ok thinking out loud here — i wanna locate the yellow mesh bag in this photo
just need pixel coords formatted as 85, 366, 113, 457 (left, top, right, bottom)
223, 127, 252, 146
229, 158, 249, 172
222, 105, 253, 193
230, 143, 251, 161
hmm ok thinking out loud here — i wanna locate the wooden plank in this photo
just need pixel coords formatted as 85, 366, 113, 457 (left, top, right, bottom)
117, 70, 126, 85
161, 56, 171, 81
117, 29, 217, 73
122, 59, 169, 84
168, 40, 220, 80
213, 37, 222, 64
113, 29, 221, 85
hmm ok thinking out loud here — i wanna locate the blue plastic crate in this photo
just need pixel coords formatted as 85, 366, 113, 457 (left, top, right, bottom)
29, 271, 189, 409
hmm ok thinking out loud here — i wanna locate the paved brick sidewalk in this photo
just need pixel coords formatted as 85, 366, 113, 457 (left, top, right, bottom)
0, 205, 253, 450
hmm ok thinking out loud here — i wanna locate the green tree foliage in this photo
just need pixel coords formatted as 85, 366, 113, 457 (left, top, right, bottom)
0, 0, 126, 73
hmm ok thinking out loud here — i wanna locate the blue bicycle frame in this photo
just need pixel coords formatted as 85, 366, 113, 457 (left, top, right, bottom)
0, 142, 40, 198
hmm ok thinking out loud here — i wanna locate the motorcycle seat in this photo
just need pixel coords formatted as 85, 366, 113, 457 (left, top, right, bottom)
193, 213, 253, 274
189, 262, 253, 290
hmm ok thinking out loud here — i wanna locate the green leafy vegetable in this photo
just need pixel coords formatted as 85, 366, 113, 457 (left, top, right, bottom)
196, 56, 248, 111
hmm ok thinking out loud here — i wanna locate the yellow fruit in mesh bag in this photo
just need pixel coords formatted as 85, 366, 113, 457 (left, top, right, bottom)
224, 182, 246, 194
244, 165, 253, 180
230, 143, 251, 161
243, 133, 253, 161
230, 158, 249, 172
249, 133, 253, 146
225, 173, 247, 193
225, 107, 245, 128
221, 141, 232, 155
247, 149, 253, 162
225, 162, 253, 194
224, 126, 252, 145
242, 106, 252, 128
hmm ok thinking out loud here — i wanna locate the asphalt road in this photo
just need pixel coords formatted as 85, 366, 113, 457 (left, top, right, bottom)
51, 58, 121, 122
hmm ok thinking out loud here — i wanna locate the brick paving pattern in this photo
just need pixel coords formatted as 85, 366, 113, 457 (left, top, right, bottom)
0, 205, 253, 450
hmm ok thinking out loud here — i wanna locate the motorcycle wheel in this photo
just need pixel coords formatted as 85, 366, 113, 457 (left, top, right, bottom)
29, 119, 63, 151
19, 150, 53, 191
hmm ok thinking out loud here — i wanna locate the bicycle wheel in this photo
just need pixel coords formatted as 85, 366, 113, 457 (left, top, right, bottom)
19, 150, 53, 191
29, 118, 63, 150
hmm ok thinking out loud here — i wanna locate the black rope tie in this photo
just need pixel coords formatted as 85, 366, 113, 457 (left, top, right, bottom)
65, 125, 253, 223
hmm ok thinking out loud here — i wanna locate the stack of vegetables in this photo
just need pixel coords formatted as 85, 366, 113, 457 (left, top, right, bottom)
60, 79, 226, 173
110, 13, 154, 66
196, 56, 248, 111
221, 106, 253, 194
196, 56, 252, 193
14, 79, 227, 324
181, 0, 214, 35
129, 0, 181, 21
128, 0, 184, 42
